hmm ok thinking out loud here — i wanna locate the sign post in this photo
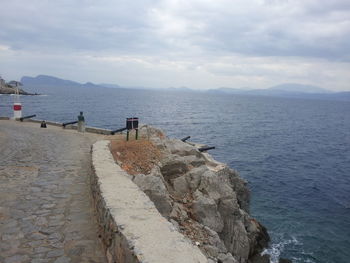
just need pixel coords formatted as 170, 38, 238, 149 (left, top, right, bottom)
126, 117, 139, 141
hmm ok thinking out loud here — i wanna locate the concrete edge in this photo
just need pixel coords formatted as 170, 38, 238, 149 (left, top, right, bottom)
90, 140, 208, 263
23, 119, 113, 135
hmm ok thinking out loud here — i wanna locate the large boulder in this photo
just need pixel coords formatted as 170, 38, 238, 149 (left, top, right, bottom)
160, 156, 189, 181
133, 171, 173, 217
197, 169, 235, 202
192, 190, 224, 233
164, 139, 201, 157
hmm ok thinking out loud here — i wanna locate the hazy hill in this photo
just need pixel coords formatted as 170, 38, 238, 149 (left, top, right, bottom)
21, 75, 108, 89
268, 83, 331, 94
22, 75, 79, 87
209, 83, 332, 95
20, 75, 349, 101
98, 83, 122, 89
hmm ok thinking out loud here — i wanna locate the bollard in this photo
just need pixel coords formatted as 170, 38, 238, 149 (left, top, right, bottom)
40, 121, 47, 128
13, 102, 22, 119
77, 112, 85, 132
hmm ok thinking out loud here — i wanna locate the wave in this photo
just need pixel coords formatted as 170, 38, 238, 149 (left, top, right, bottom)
262, 236, 303, 263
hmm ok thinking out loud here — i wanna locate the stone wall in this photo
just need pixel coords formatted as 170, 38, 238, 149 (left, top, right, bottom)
90, 140, 208, 263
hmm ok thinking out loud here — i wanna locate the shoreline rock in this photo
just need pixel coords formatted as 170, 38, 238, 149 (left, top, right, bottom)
0, 86, 39, 95
112, 125, 271, 263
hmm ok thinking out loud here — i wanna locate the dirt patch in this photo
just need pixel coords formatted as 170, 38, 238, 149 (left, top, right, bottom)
110, 139, 162, 175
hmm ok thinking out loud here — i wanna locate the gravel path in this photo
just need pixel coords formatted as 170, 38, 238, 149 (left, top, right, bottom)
0, 120, 107, 263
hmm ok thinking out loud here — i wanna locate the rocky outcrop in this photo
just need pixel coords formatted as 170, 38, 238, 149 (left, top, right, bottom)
0, 84, 37, 95
115, 126, 270, 263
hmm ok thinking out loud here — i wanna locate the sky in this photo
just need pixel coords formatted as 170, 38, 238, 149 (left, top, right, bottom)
0, 0, 350, 91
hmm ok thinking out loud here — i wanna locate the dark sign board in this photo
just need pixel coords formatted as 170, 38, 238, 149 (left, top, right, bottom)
126, 117, 139, 130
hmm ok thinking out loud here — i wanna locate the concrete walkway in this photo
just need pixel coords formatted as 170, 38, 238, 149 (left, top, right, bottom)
0, 120, 107, 263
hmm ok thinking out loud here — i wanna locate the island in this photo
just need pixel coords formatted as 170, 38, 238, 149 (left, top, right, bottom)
0, 76, 38, 95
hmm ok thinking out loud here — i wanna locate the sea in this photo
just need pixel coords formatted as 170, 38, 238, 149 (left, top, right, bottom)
1, 86, 349, 263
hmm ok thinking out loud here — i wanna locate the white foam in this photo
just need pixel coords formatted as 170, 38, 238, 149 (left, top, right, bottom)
262, 236, 299, 263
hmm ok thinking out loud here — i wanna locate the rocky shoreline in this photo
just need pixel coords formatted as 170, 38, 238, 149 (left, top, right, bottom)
111, 126, 272, 263
0, 86, 38, 95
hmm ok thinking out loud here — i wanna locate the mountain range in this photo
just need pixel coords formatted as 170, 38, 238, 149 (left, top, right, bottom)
21, 75, 350, 101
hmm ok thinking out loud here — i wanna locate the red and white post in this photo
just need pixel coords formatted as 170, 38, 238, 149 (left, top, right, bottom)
13, 102, 22, 119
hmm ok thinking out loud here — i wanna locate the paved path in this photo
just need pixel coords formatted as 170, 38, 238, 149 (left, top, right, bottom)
0, 121, 107, 263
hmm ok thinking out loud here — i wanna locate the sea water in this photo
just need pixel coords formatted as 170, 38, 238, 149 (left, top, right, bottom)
1, 86, 349, 263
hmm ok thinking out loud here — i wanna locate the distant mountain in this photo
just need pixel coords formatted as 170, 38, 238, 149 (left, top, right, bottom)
21, 75, 80, 87
21, 75, 117, 90
209, 83, 332, 95
20, 75, 349, 101
166, 86, 193, 92
207, 84, 350, 101
99, 83, 122, 89
268, 83, 332, 94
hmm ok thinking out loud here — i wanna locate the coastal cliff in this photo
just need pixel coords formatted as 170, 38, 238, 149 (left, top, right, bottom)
110, 126, 270, 263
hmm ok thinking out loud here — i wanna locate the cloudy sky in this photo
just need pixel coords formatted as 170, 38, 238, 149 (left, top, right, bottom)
1, 0, 350, 91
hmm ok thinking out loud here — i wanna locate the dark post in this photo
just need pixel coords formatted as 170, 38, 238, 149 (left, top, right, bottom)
135, 129, 139, 140
40, 121, 47, 128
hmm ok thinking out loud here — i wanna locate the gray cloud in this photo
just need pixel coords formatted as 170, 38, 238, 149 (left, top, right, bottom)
0, 0, 349, 90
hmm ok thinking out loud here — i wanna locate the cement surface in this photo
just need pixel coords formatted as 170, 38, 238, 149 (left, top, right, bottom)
0, 120, 107, 263
92, 140, 208, 263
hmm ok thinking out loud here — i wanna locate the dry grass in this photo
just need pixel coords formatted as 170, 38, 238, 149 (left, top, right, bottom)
110, 139, 162, 175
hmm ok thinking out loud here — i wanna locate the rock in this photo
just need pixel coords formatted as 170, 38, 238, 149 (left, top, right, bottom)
122, 126, 271, 263
203, 245, 220, 258
244, 217, 270, 256
169, 203, 188, 222
204, 226, 227, 253
133, 174, 173, 216
184, 166, 207, 190
0, 86, 36, 95
160, 156, 189, 181
218, 253, 239, 263
192, 190, 224, 233
172, 175, 190, 197
198, 170, 235, 202
164, 139, 201, 157
279, 258, 292, 263
219, 167, 250, 212
181, 155, 206, 167
170, 219, 180, 231
248, 254, 270, 263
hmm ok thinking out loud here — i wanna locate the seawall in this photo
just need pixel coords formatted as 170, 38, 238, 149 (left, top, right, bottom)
91, 140, 208, 263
